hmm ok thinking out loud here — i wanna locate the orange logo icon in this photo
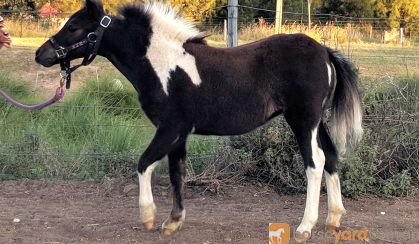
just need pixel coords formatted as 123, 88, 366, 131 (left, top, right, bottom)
269, 223, 290, 244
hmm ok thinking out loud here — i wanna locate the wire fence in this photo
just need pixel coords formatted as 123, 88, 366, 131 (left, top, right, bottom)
0, 6, 418, 181
1, 8, 418, 45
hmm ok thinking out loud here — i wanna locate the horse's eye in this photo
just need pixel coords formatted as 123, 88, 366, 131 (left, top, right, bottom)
68, 25, 77, 32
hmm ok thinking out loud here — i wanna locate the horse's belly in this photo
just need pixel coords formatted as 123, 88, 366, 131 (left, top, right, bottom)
193, 112, 267, 136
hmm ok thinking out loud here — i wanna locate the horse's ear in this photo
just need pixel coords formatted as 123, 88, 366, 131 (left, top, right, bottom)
85, 0, 104, 19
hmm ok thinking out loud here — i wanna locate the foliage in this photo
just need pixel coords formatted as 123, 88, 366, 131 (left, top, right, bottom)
0, 0, 36, 11
229, 75, 418, 197
0, 70, 218, 180
381, 170, 412, 197
321, 0, 419, 34
387, 0, 419, 34
169, 0, 216, 21
230, 118, 306, 193
320, 0, 379, 18
0, 71, 146, 179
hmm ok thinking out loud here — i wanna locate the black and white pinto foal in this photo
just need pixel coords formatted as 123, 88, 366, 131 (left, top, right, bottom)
35, 0, 363, 241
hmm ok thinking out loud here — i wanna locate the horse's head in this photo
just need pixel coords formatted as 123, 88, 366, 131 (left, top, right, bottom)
35, 0, 106, 67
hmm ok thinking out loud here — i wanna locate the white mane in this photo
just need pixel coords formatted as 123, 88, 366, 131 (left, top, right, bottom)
141, 2, 204, 95
142, 2, 204, 43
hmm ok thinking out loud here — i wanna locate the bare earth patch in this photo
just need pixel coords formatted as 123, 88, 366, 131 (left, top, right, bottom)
0, 180, 417, 243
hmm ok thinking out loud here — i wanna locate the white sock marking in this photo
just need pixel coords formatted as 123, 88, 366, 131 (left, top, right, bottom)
138, 161, 159, 207
297, 126, 325, 234
325, 172, 345, 226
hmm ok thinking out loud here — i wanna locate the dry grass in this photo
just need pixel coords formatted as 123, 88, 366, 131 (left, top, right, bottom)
208, 22, 418, 48
10, 37, 48, 47
6, 18, 62, 38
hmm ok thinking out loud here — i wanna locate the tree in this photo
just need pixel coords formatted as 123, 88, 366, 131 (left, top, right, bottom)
213, 0, 322, 24
320, 0, 379, 18
388, 0, 419, 34
169, 0, 217, 21
1, 0, 37, 11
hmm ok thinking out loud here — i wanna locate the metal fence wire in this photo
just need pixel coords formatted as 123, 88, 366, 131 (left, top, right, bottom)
0, 7, 418, 180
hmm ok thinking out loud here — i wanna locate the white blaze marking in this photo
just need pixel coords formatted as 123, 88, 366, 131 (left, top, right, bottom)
144, 3, 203, 95
138, 161, 159, 207
297, 126, 325, 234
326, 62, 332, 86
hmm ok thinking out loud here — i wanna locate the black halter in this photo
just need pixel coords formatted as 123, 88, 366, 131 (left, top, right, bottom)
49, 15, 112, 89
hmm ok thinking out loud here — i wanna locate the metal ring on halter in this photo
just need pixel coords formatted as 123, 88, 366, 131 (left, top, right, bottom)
87, 32, 97, 43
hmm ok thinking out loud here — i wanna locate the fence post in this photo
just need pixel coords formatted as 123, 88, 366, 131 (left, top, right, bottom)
347, 22, 352, 58
307, 0, 312, 33
227, 0, 238, 47
275, 0, 283, 34
223, 19, 227, 41
369, 25, 373, 39
400, 27, 404, 47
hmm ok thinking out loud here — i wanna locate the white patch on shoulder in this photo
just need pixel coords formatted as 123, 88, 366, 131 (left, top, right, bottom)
144, 3, 204, 95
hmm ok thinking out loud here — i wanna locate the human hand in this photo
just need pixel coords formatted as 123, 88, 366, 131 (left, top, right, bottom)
0, 16, 12, 49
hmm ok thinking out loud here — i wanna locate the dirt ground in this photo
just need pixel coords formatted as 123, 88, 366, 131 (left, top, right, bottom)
0, 179, 417, 244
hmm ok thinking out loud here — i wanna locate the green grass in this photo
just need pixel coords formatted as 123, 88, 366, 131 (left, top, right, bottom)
0, 40, 417, 193
0, 71, 219, 180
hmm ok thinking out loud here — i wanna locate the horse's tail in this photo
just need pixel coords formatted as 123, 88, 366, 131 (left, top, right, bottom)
327, 48, 363, 155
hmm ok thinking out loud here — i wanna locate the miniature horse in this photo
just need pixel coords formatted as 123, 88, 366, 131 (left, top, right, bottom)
35, 0, 362, 242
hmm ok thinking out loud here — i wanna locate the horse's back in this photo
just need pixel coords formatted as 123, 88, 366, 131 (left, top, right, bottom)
167, 34, 331, 135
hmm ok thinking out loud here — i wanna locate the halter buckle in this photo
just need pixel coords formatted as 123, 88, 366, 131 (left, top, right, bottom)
60, 70, 68, 78
56, 47, 67, 59
100, 16, 112, 28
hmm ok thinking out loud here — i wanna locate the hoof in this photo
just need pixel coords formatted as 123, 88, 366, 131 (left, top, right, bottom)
139, 203, 156, 231
163, 227, 177, 236
326, 208, 346, 229
162, 209, 186, 236
143, 219, 154, 231
325, 224, 339, 234
294, 230, 311, 243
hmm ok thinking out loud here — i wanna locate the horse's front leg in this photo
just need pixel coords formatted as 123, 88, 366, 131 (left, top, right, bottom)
137, 123, 181, 231
162, 139, 187, 236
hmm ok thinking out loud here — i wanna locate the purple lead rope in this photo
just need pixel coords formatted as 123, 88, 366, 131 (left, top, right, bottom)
0, 86, 65, 110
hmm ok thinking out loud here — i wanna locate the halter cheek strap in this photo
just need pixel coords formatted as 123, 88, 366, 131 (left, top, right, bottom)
49, 15, 112, 89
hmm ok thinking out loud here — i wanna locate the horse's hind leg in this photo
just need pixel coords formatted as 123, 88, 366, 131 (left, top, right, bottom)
162, 139, 187, 236
284, 110, 325, 242
319, 123, 346, 232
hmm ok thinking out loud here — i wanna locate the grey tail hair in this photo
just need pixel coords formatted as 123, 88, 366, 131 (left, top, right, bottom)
327, 48, 363, 155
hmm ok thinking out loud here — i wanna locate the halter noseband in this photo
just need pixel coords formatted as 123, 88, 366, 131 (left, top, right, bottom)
49, 15, 112, 89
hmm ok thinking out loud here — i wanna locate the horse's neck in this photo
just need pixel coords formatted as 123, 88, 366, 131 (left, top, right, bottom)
100, 22, 154, 92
